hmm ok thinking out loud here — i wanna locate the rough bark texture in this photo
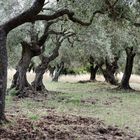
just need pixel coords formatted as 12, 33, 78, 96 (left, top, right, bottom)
31, 58, 49, 92
4, 0, 45, 33
0, 27, 7, 122
119, 48, 136, 90
10, 41, 41, 96
32, 44, 60, 91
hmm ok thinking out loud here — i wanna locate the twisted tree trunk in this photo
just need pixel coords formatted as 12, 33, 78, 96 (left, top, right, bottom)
31, 57, 49, 91
101, 69, 117, 85
10, 42, 41, 96
100, 57, 118, 85
0, 0, 45, 122
32, 44, 61, 91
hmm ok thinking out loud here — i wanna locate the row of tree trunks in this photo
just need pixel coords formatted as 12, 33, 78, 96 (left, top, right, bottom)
0, 0, 101, 122
0, 0, 45, 122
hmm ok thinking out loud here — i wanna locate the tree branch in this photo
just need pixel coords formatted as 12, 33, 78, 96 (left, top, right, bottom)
3, 0, 45, 33
32, 9, 104, 26
38, 19, 62, 46
112, 0, 119, 7
133, 23, 140, 27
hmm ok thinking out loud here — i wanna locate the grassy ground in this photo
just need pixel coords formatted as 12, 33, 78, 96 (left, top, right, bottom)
6, 80, 140, 135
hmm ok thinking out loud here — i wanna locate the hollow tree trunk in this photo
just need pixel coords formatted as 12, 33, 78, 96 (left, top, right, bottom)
0, 27, 8, 122
119, 48, 136, 90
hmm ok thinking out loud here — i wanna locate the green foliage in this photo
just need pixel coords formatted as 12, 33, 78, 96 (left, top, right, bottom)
1, 0, 140, 74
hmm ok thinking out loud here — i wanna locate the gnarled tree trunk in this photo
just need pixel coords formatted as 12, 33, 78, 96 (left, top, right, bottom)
100, 57, 118, 85
0, 0, 45, 122
32, 40, 62, 92
31, 58, 49, 92
0, 0, 103, 122
10, 41, 41, 96
101, 69, 117, 85
11, 43, 31, 88
119, 48, 136, 90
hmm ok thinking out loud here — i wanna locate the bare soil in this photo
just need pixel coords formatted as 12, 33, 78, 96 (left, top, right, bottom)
0, 112, 138, 140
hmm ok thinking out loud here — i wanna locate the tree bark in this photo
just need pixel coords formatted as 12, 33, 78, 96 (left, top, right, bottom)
100, 57, 118, 85
101, 69, 118, 85
0, 0, 103, 122
89, 56, 99, 81
119, 48, 136, 90
0, 27, 7, 122
32, 42, 61, 91
31, 59, 48, 91
52, 62, 64, 82
0, 0, 45, 123
90, 65, 99, 81
10, 41, 41, 96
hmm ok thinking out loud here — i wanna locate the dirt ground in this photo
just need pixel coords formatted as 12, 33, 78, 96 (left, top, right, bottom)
4, 69, 140, 139
0, 112, 139, 140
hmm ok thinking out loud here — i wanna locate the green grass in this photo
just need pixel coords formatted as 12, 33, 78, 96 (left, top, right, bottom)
6, 81, 140, 134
